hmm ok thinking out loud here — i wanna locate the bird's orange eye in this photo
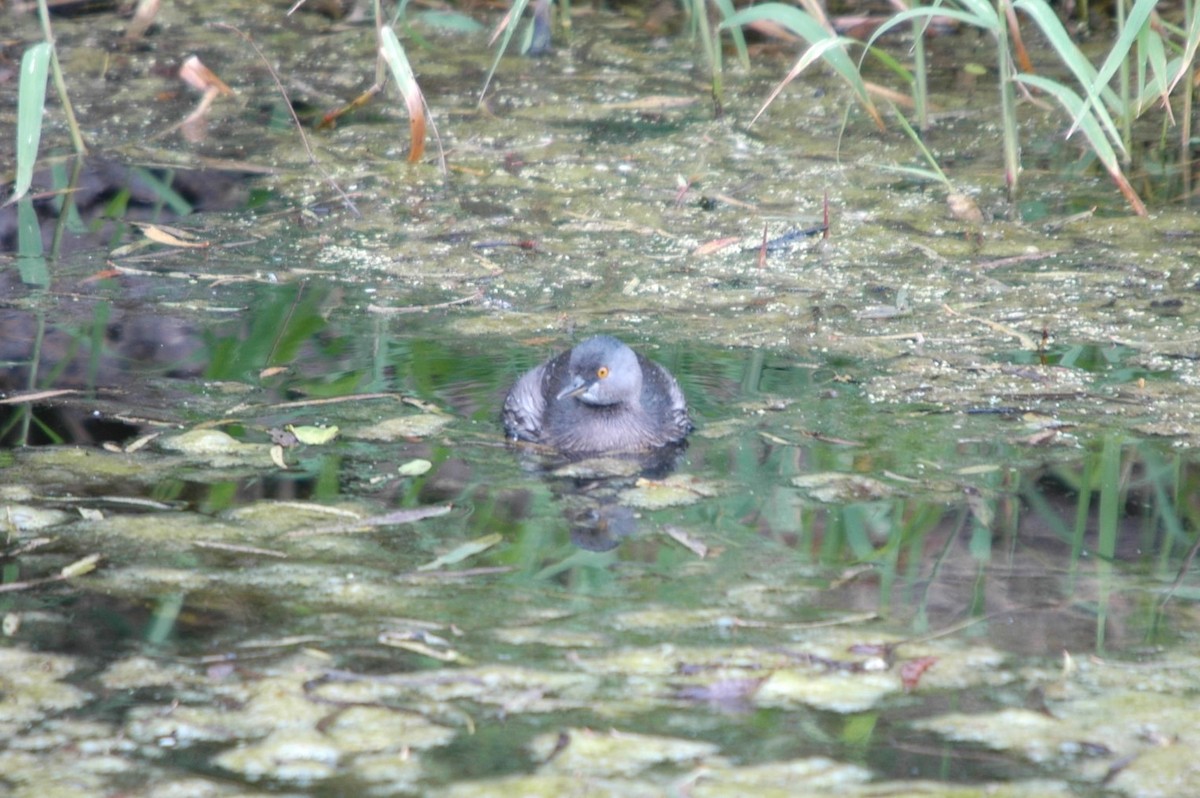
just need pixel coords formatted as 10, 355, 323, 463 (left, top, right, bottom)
597, 366, 609, 379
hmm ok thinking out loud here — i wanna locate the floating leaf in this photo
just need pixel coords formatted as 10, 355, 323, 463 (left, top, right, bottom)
379, 638, 466, 663
135, 223, 210, 249
124, 433, 160, 453
60, 553, 102, 578
792, 473, 895, 503
286, 424, 340, 445
664, 525, 709, 558
398, 458, 432, 476
620, 474, 719, 509
158, 429, 275, 468
353, 414, 451, 440
529, 728, 719, 777
417, 533, 502, 571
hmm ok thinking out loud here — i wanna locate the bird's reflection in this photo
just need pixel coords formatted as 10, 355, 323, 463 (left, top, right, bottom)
512, 441, 689, 552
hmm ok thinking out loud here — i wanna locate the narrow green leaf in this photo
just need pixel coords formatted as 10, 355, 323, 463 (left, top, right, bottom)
722, 4, 881, 127
145, 591, 185, 647
863, 5, 999, 50
865, 47, 914, 86
954, 0, 1004, 28
13, 42, 52, 202
1014, 74, 1120, 171
876, 162, 951, 183
710, 0, 749, 71
1135, 27, 1171, 117
16, 196, 49, 287
480, 0, 530, 102
129, 167, 194, 217
381, 27, 428, 162
1166, 3, 1200, 95
382, 27, 419, 100
885, 102, 950, 186
1072, 0, 1156, 130
15, 196, 43, 259
519, 14, 536, 55
1013, 0, 1125, 152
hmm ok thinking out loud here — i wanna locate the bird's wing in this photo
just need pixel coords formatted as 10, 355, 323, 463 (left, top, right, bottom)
502, 364, 547, 441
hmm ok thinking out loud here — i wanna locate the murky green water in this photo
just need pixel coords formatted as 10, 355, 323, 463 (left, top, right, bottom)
4, 2, 1200, 796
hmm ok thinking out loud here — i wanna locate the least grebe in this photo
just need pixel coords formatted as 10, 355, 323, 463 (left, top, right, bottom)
503, 335, 692, 454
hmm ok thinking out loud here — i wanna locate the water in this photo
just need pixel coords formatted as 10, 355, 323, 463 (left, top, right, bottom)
3, 3, 1200, 796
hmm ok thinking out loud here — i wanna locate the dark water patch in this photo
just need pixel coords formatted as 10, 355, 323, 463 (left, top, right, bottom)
0, 157, 267, 258
997, 342, 1175, 387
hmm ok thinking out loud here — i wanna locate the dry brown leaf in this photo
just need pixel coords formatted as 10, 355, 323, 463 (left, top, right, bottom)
179, 55, 234, 96
136, 223, 210, 249
692, 237, 741, 257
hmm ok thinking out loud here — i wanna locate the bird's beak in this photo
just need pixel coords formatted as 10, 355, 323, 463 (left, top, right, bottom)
556, 375, 591, 401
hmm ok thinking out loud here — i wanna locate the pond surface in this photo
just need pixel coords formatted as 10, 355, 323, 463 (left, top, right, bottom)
3, 2, 1200, 796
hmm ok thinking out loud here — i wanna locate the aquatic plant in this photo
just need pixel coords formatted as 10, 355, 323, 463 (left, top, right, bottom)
380, 27, 430, 164
725, 0, 1199, 215
482, 0, 749, 112
722, 2, 884, 130
480, 0, 536, 102
11, 0, 85, 203
682, 0, 750, 111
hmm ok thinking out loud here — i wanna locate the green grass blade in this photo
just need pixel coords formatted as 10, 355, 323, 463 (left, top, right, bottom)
480, 0, 530, 102
15, 197, 49, 286
762, 36, 868, 127
1013, 0, 1126, 152
129, 167, 194, 217
1167, 2, 1200, 95
720, 5, 855, 83
887, 101, 950, 186
1073, 0, 1156, 128
863, 43, 914, 85
710, 0, 749, 71
860, 3, 997, 133
1016, 72, 1146, 214
722, 3, 882, 128
381, 26, 429, 162
953, 0, 1004, 28
864, 6, 999, 49
877, 162, 951, 183
1015, 74, 1119, 170
1094, 436, 1122, 651
1135, 25, 1171, 116
13, 41, 52, 202
691, 0, 722, 98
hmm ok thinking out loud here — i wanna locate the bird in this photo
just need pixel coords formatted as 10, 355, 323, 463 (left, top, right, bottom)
503, 335, 692, 455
